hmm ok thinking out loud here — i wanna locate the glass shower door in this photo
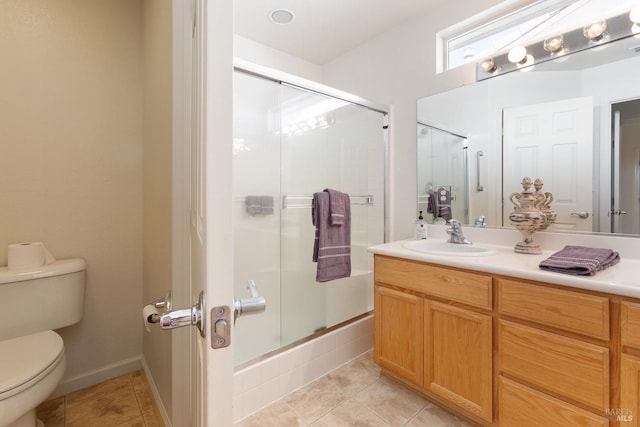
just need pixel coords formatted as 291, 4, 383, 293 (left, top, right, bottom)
232, 70, 386, 365
232, 72, 282, 364
279, 84, 385, 346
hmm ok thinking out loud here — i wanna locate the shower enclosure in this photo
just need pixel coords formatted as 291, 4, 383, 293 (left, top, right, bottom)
232, 63, 387, 365
417, 122, 469, 224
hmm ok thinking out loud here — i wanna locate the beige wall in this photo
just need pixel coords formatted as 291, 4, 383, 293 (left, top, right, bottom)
0, 0, 143, 386
142, 0, 173, 418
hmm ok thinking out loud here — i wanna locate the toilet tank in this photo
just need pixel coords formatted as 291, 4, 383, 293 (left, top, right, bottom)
0, 259, 86, 341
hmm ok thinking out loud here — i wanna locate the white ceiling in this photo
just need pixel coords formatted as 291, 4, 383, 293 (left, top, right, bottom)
234, 0, 448, 65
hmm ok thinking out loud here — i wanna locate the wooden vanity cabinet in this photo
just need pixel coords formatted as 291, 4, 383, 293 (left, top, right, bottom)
373, 253, 640, 426
620, 301, 640, 426
374, 255, 493, 423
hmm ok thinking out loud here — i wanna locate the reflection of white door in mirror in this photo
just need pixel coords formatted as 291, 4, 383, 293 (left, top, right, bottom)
502, 96, 593, 232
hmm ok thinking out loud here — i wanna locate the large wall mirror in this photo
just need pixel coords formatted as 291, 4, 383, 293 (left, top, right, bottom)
417, 33, 640, 236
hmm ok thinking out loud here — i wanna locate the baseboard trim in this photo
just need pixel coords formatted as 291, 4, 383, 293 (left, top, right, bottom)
141, 358, 172, 427
50, 355, 142, 399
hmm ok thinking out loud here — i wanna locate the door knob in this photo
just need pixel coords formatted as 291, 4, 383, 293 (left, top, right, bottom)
571, 211, 589, 219
159, 290, 206, 337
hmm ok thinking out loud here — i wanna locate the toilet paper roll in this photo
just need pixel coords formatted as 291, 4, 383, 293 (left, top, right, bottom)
7, 242, 56, 270
143, 304, 160, 332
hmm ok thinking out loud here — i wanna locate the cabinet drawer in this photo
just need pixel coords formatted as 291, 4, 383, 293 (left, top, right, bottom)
499, 377, 609, 427
374, 255, 492, 310
499, 320, 609, 411
622, 301, 640, 350
499, 279, 609, 340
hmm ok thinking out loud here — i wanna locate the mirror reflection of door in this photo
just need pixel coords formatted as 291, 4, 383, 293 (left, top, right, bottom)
502, 96, 594, 231
417, 123, 469, 224
612, 99, 640, 234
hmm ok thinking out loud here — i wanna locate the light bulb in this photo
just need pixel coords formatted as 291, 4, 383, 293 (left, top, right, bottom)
630, 5, 640, 24
543, 35, 564, 53
480, 58, 497, 73
508, 46, 527, 63
517, 54, 535, 71
583, 20, 607, 40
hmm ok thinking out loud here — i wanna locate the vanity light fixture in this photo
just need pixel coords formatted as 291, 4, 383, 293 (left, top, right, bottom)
269, 9, 294, 25
476, 8, 640, 81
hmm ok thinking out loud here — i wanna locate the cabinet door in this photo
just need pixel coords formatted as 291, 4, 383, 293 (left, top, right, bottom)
374, 285, 423, 385
424, 300, 493, 422
620, 353, 640, 426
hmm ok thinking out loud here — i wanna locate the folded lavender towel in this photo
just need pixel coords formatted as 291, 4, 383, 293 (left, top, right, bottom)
245, 196, 261, 215
312, 191, 351, 282
324, 188, 347, 225
539, 245, 620, 276
260, 195, 274, 215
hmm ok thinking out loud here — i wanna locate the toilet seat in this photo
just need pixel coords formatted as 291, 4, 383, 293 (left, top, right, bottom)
0, 330, 64, 401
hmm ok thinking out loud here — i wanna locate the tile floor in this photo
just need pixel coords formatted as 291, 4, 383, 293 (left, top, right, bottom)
36, 352, 470, 427
236, 350, 472, 427
36, 370, 163, 427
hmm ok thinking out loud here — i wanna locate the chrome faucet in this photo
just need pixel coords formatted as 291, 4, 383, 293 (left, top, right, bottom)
474, 215, 486, 228
447, 219, 472, 244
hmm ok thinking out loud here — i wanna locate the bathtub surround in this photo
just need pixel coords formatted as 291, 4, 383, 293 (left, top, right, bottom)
233, 314, 374, 422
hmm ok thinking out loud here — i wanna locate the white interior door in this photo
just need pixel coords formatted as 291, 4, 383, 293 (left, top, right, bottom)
190, 1, 207, 424
201, 0, 235, 426
502, 96, 594, 232
173, 1, 234, 426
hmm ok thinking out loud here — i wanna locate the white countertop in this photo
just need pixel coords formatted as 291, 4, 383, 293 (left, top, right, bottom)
368, 225, 640, 299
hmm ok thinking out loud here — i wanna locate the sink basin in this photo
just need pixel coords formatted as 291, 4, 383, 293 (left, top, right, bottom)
402, 240, 496, 257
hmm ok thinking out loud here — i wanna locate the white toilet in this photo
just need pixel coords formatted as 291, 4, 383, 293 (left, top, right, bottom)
0, 258, 86, 427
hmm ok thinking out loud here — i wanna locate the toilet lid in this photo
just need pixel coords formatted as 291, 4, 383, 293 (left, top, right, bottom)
0, 330, 64, 400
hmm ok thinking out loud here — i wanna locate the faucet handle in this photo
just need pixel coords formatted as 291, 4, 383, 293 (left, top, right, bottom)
448, 219, 461, 228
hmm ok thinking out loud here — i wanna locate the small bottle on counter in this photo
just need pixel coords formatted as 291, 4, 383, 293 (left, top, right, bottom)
415, 211, 427, 239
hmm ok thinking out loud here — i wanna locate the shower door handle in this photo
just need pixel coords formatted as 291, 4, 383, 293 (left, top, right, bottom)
234, 280, 266, 322
476, 150, 485, 191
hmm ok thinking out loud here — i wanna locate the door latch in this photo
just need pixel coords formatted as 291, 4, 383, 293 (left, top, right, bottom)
209, 280, 267, 350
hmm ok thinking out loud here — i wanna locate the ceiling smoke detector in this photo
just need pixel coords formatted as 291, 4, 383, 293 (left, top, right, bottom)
269, 9, 294, 25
